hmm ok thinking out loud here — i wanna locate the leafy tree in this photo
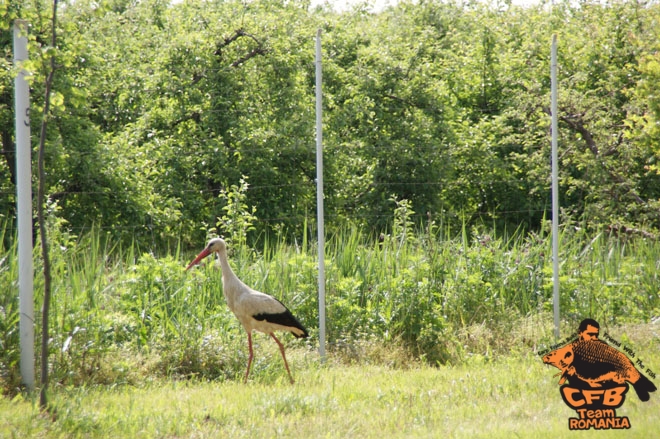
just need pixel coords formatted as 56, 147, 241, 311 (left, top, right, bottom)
549, 0, 660, 230
3, 0, 660, 248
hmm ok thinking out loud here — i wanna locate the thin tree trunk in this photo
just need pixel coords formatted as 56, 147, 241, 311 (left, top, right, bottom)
38, 0, 58, 410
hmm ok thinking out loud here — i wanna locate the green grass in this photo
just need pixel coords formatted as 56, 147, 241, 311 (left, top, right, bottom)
2, 346, 659, 438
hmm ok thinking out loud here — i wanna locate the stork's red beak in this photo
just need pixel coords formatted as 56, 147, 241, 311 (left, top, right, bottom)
186, 248, 212, 271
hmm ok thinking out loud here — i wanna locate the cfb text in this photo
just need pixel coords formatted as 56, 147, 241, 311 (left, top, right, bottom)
561, 386, 628, 409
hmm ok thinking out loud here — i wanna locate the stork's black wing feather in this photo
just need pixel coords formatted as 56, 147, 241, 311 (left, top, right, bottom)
253, 301, 309, 338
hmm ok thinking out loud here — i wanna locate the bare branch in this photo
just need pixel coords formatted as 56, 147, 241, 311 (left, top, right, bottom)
38, 0, 58, 411
215, 28, 269, 67
559, 113, 599, 156
230, 46, 268, 68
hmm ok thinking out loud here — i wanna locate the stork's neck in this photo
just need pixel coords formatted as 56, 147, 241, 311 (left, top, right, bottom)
216, 249, 245, 300
216, 250, 235, 278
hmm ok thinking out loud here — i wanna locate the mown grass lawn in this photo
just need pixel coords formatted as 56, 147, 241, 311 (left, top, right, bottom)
2, 351, 658, 438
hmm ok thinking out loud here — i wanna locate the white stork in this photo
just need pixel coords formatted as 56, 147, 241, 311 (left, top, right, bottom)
185, 237, 308, 383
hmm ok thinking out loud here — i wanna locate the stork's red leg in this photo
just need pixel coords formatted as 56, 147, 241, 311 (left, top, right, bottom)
244, 331, 254, 383
270, 333, 294, 384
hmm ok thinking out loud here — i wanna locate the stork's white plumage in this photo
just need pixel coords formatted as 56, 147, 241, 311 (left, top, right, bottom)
186, 237, 308, 383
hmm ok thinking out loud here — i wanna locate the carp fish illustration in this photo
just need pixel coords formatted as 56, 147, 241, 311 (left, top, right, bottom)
543, 339, 657, 402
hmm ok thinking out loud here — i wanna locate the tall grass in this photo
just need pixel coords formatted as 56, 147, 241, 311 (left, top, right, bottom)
1, 213, 659, 394
0, 222, 21, 391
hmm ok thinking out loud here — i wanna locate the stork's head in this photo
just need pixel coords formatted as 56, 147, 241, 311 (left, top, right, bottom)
185, 237, 227, 270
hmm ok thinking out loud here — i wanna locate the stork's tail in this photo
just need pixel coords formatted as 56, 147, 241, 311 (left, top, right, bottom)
293, 325, 309, 339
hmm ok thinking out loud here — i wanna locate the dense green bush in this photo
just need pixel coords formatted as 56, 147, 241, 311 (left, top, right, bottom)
4, 205, 659, 394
